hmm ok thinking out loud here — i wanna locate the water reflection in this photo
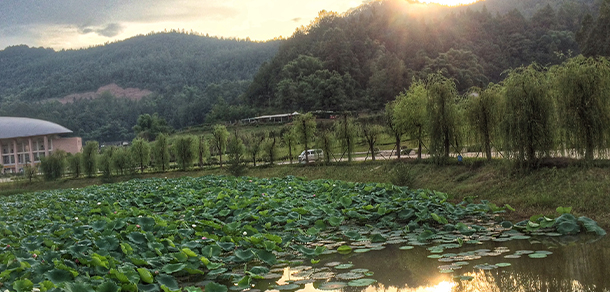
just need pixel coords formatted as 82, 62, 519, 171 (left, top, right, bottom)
254, 235, 610, 292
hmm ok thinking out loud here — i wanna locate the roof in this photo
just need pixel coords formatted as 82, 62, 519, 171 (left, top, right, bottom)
0, 117, 72, 140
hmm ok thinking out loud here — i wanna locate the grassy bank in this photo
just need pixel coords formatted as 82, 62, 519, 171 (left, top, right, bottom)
2, 160, 609, 227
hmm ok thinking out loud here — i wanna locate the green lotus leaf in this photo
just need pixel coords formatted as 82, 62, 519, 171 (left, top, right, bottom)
236, 275, 251, 289
337, 245, 353, 253
343, 230, 361, 240
156, 274, 180, 291
201, 245, 222, 257
249, 266, 270, 275
348, 279, 377, 287
65, 282, 95, 292
235, 249, 255, 261
556, 220, 580, 235
92, 220, 108, 232
205, 282, 228, 292
255, 249, 277, 265
328, 216, 344, 227
185, 287, 203, 292
46, 269, 74, 284
138, 268, 155, 284
162, 263, 187, 274
276, 284, 301, 290
97, 281, 121, 292
13, 279, 34, 292
127, 232, 148, 244
217, 242, 235, 251
370, 234, 387, 243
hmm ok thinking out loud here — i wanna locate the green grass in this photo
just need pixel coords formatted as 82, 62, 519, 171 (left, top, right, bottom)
3, 159, 610, 228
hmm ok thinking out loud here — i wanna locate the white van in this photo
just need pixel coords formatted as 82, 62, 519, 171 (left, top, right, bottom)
298, 149, 324, 163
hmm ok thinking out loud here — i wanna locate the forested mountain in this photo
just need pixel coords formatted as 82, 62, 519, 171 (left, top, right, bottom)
0, 32, 279, 141
0, 32, 279, 102
0, 0, 604, 143
244, 0, 600, 111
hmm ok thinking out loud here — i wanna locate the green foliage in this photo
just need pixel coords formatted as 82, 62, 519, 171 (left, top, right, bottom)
316, 129, 334, 164
426, 74, 460, 163
361, 123, 384, 161
99, 147, 115, 178
197, 135, 211, 167
133, 113, 172, 141
83, 141, 99, 178
293, 113, 317, 162
384, 102, 406, 159
465, 85, 502, 161
173, 135, 196, 171
261, 131, 278, 165
388, 162, 415, 187
501, 64, 556, 168
334, 116, 358, 162
227, 132, 246, 176
212, 124, 230, 168
281, 128, 298, 164
23, 164, 37, 183
243, 132, 265, 166
67, 152, 83, 178
394, 80, 428, 159
552, 56, 610, 161
112, 147, 134, 176
40, 150, 67, 181
579, 0, 610, 57
153, 133, 170, 172
131, 138, 151, 173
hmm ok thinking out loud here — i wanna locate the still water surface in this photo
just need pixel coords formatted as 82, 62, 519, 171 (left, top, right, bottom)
253, 235, 609, 292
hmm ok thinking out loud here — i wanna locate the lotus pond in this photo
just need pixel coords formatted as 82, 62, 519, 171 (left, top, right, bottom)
0, 175, 606, 292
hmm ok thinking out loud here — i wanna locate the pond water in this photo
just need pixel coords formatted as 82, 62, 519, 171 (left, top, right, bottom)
251, 234, 609, 292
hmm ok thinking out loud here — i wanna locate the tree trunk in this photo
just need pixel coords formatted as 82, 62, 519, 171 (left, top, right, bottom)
417, 126, 422, 160
395, 133, 401, 159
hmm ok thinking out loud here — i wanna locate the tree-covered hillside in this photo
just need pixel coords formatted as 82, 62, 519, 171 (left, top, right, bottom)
0, 32, 279, 141
0, 32, 280, 102
244, 0, 599, 111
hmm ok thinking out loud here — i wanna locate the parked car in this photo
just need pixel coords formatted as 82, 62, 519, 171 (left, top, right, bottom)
298, 149, 324, 163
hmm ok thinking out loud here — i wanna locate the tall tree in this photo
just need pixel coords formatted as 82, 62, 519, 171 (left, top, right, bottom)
197, 135, 211, 168
212, 124, 230, 168
67, 153, 83, 178
334, 115, 358, 162
501, 64, 556, 168
243, 133, 265, 167
361, 123, 384, 161
293, 113, 317, 163
173, 136, 196, 171
153, 133, 170, 172
385, 102, 406, 159
465, 85, 502, 161
426, 74, 460, 163
552, 56, 610, 161
131, 138, 151, 173
394, 80, 427, 159
282, 129, 298, 164
82, 141, 99, 178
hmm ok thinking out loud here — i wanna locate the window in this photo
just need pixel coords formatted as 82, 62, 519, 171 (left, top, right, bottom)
2, 156, 9, 165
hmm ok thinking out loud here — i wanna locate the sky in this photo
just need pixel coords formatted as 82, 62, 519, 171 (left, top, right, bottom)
0, 0, 480, 50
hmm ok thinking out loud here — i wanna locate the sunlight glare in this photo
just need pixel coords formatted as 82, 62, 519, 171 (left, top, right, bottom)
417, 0, 481, 6
428, 281, 456, 292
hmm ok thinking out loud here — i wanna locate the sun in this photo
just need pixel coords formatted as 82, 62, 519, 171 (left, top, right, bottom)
417, 0, 481, 6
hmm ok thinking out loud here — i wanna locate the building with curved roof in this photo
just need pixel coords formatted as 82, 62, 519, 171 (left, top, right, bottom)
1, 117, 82, 173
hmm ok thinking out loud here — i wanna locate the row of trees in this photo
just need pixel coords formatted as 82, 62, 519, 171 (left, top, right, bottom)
389, 55, 610, 167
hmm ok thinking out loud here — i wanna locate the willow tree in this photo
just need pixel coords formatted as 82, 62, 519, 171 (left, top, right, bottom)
131, 138, 150, 173
426, 74, 460, 163
465, 85, 502, 161
334, 115, 358, 162
394, 80, 427, 159
153, 133, 170, 172
212, 124, 230, 168
553, 56, 610, 161
197, 135, 211, 168
361, 123, 384, 161
384, 102, 406, 159
293, 113, 317, 163
282, 129, 298, 164
502, 64, 556, 168
316, 129, 334, 164
243, 133, 265, 166
173, 135, 196, 171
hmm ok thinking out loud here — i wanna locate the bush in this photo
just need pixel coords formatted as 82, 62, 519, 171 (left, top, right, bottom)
388, 162, 416, 187
40, 151, 67, 181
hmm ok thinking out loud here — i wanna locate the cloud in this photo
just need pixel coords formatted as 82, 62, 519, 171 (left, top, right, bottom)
78, 23, 124, 37
291, 17, 302, 22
